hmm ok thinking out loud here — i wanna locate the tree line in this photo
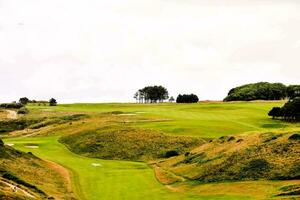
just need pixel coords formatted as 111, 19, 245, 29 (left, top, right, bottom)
224, 82, 300, 101
268, 97, 300, 121
134, 85, 199, 104
0, 97, 57, 108
19, 97, 57, 106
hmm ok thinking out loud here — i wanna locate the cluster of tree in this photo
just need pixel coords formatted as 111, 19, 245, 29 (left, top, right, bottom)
268, 97, 300, 121
134, 86, 169, 103
0, 103, 23, 109
224, 82, 300, 101
18, 97, 57, 106
176, 94, 199, 103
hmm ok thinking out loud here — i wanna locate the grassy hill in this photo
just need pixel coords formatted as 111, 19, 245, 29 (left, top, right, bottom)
0, 139, 75, 199
155, 132, 300, 182
59, 125, 205, 161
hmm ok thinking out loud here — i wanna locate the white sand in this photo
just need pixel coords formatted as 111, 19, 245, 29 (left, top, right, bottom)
25, 145, 39, 149
91, 163, 102, 167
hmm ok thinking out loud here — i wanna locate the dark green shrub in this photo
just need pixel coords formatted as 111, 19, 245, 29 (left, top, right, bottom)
289, 134, 300, 141
0, 103, 23, 109
162, 150, 179, 158
227, 136, 235, 142
241, 159, 270, 178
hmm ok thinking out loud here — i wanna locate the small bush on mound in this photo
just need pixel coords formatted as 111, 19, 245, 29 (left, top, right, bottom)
162, 150, 179, 158
17, 107, 29, 114
289, 134, 300, 141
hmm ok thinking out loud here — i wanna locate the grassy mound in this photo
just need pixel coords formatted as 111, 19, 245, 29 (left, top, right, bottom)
0, 139, 75, 199
157, 132, 300, 183
60, 125, 205, 161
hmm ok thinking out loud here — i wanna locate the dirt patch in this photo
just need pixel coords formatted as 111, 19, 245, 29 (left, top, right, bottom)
45, 160, 73, 196
6, 110, 18, 120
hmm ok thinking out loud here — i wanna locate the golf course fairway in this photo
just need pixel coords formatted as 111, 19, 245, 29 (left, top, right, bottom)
4, 136, 253, 200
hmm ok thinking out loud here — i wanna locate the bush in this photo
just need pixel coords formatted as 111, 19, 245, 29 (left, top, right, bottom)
289, 134, 300, 141
17, 107, 29, 114
0, 103, 23, 109
0, 139, 3, 146
162, 150, 179, 158
241, 159, 270, 178
176, 94, 199, 103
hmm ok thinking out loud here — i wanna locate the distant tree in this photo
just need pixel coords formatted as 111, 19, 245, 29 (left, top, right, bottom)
134, 85, 169, 103
169, 96, 175, 103
176, 94, 199, 103
49, 98, 57, 106
134, 92, 139, 103
268, 97, 300, 121
19, 97, 29, 105
268, 107, 281, 119
224, 82, 287, 101
0, 103, 23, 109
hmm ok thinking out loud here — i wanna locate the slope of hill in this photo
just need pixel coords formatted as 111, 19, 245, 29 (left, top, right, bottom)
0, 139, 75, 199
60, 125, 205, 161
155, 132, 300, 183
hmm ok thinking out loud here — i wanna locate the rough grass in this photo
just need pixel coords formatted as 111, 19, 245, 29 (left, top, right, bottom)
156, 132, 300, 183
0, 141, 75, 199
59, 125, 205, 161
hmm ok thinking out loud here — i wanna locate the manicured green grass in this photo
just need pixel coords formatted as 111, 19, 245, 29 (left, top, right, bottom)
4, 137, 253, 200
28, 101, 300, 138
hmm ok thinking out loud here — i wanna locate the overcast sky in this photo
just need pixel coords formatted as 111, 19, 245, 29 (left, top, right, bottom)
0, 0, 299, 103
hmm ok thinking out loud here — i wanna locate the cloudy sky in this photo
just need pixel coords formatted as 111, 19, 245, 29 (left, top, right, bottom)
0, 0, 299, 103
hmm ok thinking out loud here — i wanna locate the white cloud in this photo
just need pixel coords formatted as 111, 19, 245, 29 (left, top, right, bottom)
0, 0, 300, 102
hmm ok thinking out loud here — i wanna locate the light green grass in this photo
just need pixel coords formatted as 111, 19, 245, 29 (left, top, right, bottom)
3, 137, 252, 200
28, 101, 300, 137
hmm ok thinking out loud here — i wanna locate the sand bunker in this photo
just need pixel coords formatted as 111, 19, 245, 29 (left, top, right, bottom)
6, 143, 14, 147
91, 163, 102, 167
118, 113, 137, 116
25, 145, 39, 149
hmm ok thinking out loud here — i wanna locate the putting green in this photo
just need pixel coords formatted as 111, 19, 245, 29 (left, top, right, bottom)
4, 137, 253, 200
